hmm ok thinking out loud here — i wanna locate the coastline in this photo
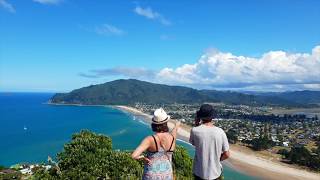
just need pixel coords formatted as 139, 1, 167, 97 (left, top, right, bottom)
46, 102, 110, 107
115, 105, 320, 180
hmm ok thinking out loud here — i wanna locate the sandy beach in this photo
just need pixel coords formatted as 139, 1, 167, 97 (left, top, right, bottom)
115, 105, 320, 180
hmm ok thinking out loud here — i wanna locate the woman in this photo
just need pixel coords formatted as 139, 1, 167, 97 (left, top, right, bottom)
132, 108, 180, 180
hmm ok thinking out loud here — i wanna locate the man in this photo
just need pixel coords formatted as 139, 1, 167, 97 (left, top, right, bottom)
189, 104, 230, 180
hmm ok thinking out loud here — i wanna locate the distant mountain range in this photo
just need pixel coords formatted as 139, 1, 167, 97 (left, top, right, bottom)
243, 91, 320, 105
50, 79, 320, 107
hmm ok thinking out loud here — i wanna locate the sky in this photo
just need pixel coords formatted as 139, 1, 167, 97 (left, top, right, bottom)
0, 0, 320, 92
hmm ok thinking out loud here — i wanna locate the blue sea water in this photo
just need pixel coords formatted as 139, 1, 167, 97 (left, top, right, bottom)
0, 93, 257, 179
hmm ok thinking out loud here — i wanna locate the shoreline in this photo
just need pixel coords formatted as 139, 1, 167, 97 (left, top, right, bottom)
46, 102, 110, 107
115, 105, 320, 180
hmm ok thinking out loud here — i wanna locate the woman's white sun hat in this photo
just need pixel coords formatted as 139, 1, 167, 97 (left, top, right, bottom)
152, 108, 170, 124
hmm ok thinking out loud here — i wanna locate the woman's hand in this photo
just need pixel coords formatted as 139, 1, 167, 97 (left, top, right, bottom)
171, 121, 181, 138
175, 121, 181, 127
141, 156, 152, 165
131, 137, 151, 162
135, 155, 151, 165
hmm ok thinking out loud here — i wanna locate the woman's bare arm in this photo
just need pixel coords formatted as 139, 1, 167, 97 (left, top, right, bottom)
171, 121, 181, 138
131, 137, 151, 162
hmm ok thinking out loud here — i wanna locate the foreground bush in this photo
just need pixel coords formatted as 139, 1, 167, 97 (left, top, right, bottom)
173, 145, 193, 178
33, 130, 193, 179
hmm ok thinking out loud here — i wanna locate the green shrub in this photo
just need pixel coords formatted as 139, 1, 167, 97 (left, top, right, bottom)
33, 130, 194, 179
0, 171, 22, 180
34, 130, 142, 179
173, 145, 193, 178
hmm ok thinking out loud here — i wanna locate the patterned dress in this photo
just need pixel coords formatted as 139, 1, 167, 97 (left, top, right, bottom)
142, 135, 174, 180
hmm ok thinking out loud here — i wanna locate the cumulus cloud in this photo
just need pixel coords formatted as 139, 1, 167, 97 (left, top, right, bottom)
156, 45, 320, 90
0, 0, 15, 13
94, 24, 126, 36
33, 0, 63, 5
80, 45, 320, 91
79, 67, 155, 79
134, 6, 171, 25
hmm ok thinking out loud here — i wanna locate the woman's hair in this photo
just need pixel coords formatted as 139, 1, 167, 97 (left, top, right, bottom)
151, 122, 169, 132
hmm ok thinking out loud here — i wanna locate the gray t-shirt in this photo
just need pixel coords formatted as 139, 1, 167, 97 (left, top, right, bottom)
189, 125, 229, 179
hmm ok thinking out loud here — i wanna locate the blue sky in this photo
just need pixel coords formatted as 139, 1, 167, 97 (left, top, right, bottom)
1, 0, 320, 92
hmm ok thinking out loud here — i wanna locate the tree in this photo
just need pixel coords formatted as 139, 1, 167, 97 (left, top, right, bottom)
277, 148, 289, 158
309, 155, 320, 171
309, 143, 320, 170
287, 145, 311, 166
251, 136, 274, 151
277, 134, 284, 143
57, 130, 112, 172
0, 165, 5, 170
226, 129, 238, 144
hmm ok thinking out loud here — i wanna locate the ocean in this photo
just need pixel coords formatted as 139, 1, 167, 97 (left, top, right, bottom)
0, 93, 257, 180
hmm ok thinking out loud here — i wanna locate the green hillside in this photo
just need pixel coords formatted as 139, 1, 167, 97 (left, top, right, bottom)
50, 79, 317, 107
51, 79, 207, 105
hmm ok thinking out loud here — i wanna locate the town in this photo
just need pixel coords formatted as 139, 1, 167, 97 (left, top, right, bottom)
133, 103, 320, 152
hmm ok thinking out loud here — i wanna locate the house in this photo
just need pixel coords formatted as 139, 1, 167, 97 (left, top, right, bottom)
20, 168, 32, 175
283, 141, 289, 147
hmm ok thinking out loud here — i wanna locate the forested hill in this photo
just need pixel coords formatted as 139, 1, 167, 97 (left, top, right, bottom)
50, 79, 319, 107
255, 91, 320, 105
51, 79, 207, 105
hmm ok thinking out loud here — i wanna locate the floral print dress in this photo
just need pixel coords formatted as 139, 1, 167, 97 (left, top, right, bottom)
142, 135, 174, 180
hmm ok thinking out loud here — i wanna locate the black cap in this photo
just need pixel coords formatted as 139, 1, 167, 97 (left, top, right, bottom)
197, 104, 214, 120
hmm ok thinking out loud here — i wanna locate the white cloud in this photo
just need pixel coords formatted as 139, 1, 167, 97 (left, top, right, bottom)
0, 0, 15, 13
80, 45, 320, 91
80, 67, 155, 79
134, 6, 171, 25
156, 45, 320, 90
33, 0, 62, 5
94, 24, 126, 36
303, 84, 320, 90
